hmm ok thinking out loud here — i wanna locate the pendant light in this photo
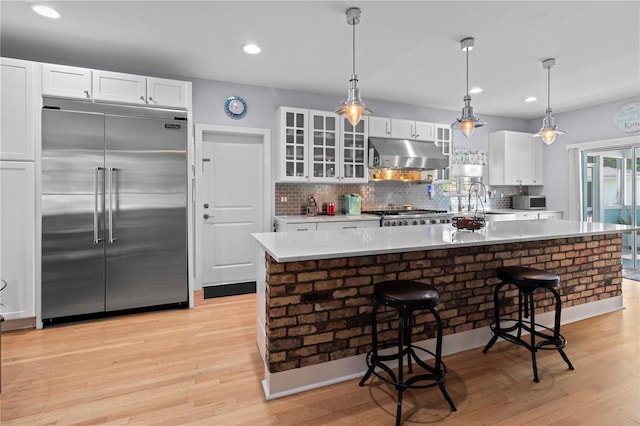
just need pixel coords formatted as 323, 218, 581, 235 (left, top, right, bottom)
451, 37, 486, 138
335, 7, 371, 126
534, 58, 566, 145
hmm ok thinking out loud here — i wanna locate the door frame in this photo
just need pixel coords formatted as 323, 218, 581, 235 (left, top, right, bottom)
194, 124, 271, 291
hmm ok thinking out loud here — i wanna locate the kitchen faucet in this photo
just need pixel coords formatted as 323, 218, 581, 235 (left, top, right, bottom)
468, 181, 488, 213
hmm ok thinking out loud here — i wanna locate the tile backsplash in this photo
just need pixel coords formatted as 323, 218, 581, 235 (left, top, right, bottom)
275, 181, 527, 216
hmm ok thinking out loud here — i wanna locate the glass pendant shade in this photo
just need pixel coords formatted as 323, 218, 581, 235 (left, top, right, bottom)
336, 8, 371, 126
533, 58, 566, 145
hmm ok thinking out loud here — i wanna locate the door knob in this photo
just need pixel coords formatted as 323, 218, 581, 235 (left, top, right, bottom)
203, 214, 210, 219
203, 203, 209, 209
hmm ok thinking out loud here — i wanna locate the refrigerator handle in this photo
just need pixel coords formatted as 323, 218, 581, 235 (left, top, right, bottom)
108, 167, 117, 243
93, 167, 104, 243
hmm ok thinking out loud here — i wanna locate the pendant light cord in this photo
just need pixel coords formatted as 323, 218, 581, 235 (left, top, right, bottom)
466, 46, 469, 95
352, 20, 356, 76
547, 66, 551, 110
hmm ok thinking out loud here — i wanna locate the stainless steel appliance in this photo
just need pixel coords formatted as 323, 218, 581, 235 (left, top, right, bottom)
512, 195, 546, 210
363, 209, 453, 227
41, 98, 188, 323
368, 137, 449, 170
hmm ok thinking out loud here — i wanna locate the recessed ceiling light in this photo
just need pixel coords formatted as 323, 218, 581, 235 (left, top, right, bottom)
469, 87, 483, 94
243, 44, 261, 55
523, 96, 538, 103
30, 4, 61, 19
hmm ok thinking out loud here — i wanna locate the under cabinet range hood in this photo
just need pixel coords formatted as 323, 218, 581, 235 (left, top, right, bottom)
368, 137, 449, 170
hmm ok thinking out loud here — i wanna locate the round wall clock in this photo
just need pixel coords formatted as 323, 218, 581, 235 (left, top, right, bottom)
224, 96, 247, 119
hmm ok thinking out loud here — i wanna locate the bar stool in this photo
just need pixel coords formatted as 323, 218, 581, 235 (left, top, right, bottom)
359, 280, 456, 425
482, 266, 575, 382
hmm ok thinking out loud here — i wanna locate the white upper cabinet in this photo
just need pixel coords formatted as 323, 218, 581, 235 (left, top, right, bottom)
340, 117, 368, 183
43, 65, 188, 109
309, 110, 339, 182
92, 70, 147, 105
1, 58, 36, 161
42, 63, 92, 100
146, 77, 188, 109
276, 107, 309, 182
368, 116, 391, 137
368, 116, 434, 141
434, 123, 452, 155
275, 108, 368, 183
489, 130, 543, 186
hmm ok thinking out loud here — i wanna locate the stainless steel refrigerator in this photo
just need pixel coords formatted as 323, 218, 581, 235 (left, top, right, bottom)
41, 98, 188, 323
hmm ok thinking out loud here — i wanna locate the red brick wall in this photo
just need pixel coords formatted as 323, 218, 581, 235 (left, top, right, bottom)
263, 234, 622, 373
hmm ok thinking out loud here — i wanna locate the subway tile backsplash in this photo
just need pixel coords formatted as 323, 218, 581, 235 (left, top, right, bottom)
275, 182, 527, 216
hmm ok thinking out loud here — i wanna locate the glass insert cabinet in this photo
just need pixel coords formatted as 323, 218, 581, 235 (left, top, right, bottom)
275, 106, 368, 183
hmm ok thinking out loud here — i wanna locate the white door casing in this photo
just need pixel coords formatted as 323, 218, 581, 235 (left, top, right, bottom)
195, 124, 271, 290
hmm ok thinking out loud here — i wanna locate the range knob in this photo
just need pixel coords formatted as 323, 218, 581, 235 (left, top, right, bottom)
383, 222, 390, 226
397, 221, 403, 226
420, 219, 426, 225
412, 220, 418, 225
403, 220, 409, 226
391, 221, 397, 226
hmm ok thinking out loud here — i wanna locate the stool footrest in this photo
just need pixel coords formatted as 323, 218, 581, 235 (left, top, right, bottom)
364, 345, 447, 390
489, 320, 569, 352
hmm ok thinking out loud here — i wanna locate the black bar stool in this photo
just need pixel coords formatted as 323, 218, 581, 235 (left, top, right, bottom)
359, 280, 456, 425
483, 266, 575, 382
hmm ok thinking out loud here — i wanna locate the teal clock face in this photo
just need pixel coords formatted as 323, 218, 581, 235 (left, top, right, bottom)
224, 96, 247, 119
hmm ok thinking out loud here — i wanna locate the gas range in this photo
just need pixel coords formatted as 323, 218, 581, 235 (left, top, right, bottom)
362, 209, 454, 227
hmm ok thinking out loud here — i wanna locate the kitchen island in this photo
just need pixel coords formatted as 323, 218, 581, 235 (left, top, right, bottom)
252, 219, 629, 399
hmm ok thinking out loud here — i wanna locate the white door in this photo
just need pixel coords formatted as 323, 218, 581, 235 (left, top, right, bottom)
201, 134, 264, 286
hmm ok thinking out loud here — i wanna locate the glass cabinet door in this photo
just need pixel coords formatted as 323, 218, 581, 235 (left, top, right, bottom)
341, 117, 368, 182
309, 111, 338, 182
283, 109, 307, 180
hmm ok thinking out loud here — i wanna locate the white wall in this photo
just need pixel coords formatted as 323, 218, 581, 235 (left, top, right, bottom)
190, 76, 531, 156
527, 96, 640, 215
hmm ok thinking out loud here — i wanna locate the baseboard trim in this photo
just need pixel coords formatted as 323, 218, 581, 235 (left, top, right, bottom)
260, 295, 624, 400
203, 281, 256, 299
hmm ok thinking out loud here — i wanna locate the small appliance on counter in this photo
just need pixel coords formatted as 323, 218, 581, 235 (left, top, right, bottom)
344, 194, 362, 215
512, 195, 546, 210
306, 195, 318, 217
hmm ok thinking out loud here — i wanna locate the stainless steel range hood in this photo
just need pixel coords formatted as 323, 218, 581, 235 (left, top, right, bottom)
368, 137, 449, 170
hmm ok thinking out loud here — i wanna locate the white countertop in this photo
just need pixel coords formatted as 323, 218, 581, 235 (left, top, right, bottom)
253, 219, 632, 262
274, 214, 380, 224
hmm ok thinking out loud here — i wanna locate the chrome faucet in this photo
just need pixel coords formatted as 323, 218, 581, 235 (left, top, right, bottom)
468, 181, 488, 213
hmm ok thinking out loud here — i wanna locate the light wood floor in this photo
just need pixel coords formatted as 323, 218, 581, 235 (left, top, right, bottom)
1, 281, 639, 425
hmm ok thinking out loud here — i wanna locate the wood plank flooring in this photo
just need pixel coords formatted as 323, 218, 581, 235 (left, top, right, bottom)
1, 281, 638, 425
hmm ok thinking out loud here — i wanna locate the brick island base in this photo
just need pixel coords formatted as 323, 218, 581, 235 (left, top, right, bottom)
255, 233, 623, 399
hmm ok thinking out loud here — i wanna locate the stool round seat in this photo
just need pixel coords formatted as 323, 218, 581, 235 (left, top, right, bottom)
484, 266, 573, 382
497, 266, 560, 290
374, 280, 440, 308
361, 280, 456, 425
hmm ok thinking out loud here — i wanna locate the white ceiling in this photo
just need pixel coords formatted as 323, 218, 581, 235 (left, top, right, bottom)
1, 1, 639, 120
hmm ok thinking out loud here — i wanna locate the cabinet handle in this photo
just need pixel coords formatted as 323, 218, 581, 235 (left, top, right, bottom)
343, 226, 357, 229
84, 90, 90, 99
140, 96, 146, 102
149, 96, 154, 102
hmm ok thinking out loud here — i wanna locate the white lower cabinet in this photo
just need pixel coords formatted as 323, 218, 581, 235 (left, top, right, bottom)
0, 161, 35, 320
316, 220, 379, 230
514, 211, 539, 220
276, 217, 380, 232
279, 223, 317, 232
538, 211, 562, 219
